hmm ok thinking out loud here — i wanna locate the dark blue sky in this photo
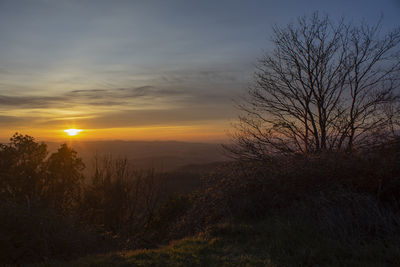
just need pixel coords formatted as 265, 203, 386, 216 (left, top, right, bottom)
0, 0, 399, 141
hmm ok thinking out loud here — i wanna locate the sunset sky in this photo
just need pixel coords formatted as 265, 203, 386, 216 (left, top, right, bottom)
0, 0, 399, 142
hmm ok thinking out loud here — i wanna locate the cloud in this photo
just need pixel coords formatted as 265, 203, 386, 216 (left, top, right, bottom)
67, 86, 184, 99
0, 83, 238, 111
0, 95, 66, 108
40, 107, 234, 129
0, 115, 40, 126
0, 85, 187, 109
0, 83, 238, 131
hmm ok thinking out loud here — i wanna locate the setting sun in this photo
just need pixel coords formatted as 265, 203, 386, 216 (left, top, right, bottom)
64, 129, 83, 136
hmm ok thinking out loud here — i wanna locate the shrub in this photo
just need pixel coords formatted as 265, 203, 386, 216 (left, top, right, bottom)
179, 138, 400, 241
0, 201, 110, 265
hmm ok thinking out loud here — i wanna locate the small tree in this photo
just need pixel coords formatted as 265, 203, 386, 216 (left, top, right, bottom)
80, 155, 163, 243
44, 144, 85, 212
0, 133, 48, 202
228, 13, 400, 160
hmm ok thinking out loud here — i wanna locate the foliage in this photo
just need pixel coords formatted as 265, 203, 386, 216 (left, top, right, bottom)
0, 133, 195, 264
0, 201, 110, 265
37, 219, 400, 267
148, 194, 193, 243
0, 133, 48, 202
1, 132, 400, 265
0, 134, 99, 265
79, 156, 165, 249
181, 138, 400, 238
0, 133, 85, 211
44, 144, 85, 212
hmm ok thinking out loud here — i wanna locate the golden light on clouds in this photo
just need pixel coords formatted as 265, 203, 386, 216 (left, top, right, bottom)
0, 120, 230, 142
64, 129, 83, 136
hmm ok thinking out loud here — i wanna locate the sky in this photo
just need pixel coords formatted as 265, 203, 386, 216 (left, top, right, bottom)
0, 0, 399, 142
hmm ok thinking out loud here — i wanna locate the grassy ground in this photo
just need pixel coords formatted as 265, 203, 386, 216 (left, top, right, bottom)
34, 218, 400, 267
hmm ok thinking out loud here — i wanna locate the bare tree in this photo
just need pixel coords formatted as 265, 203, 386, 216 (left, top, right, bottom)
227, 13, 400, 160
81, 155, 164, 244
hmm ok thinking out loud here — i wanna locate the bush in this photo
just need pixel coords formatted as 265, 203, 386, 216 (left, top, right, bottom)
179, 138, 400, 241
148, 194, 193, 243
0, 201, 111, 265
292, 191, 400, 244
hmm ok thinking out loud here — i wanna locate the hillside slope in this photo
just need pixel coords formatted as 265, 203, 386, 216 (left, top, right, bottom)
38, 218, 400, 267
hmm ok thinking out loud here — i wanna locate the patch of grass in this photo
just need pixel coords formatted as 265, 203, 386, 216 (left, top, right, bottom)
34, 217, 400, 267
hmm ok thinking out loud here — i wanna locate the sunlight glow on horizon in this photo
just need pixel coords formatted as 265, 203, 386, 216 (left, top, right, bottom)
64, 129, 83, 136
0, 1, 398, 143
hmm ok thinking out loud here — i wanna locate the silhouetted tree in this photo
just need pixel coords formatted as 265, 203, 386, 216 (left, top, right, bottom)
44, 144, 85, 212
0, 133, 47, 202
80, 155, 164, 247
0, 133, 84, 211
0, 134, 93, 264
227, 13, 400, 159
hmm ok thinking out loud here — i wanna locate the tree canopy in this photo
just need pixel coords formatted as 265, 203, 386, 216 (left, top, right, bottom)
0, 133, 84, 210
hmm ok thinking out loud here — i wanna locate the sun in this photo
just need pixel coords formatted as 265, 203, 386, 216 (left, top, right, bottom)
64, 129, 83, 136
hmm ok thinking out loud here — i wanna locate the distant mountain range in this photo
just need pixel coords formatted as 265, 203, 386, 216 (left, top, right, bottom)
46, 140, 229, 172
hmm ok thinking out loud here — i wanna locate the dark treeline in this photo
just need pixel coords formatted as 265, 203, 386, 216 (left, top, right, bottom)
1, 132, 400, 265
0, 133, 193, 264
